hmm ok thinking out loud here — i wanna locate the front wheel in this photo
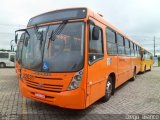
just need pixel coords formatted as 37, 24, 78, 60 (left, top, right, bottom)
144, 66, 146, 72
101, 76, 113, 102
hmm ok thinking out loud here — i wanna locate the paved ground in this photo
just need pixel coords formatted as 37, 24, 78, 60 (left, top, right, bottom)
0, 67, 160, 120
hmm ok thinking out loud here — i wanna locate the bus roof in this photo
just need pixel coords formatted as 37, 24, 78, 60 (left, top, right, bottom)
27, 7, 151, 54
87, 8, 139, 45
87, 8, 152, 54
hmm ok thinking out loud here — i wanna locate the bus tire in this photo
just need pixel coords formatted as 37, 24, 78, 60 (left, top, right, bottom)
130, 68, 136, 81
101, 76, 113, 102
142, 65, 146, 74
0, 63, 6, 68
144, 65, 146, 72
149, 65, 151, 71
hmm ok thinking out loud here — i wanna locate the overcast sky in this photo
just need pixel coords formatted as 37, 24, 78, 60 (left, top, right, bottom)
0, 0, 160, 54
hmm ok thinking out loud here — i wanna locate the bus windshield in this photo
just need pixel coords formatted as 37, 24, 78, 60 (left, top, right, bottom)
22, 22, 85, 72
16, 40, 23, 63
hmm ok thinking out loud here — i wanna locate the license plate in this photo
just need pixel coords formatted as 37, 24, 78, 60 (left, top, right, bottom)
35, 93, 45, 98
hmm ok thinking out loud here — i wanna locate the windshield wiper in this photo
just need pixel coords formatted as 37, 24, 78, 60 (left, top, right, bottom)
48, 20, 68, 49
34, 25, 43, 46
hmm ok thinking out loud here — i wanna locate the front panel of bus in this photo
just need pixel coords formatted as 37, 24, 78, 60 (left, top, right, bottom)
18, 8, 89, 109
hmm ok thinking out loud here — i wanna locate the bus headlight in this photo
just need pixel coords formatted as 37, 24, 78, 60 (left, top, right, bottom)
67, 69, 83, 90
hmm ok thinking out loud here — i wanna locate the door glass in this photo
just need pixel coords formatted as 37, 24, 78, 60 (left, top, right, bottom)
89, 24, 103, 63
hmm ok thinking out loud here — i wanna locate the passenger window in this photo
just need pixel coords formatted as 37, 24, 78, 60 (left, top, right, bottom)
125, 39, 130, 48
125, 39, 130, 56
133, 43, 134, 50
117, 34, 125, 55
0, 53, 9, 58
117, 34, 124, 46
130, 42, 135, 56
106, 28, 116, 43
136, 45, 138, 56
134, 45, 137, 56
138, 47, 141, 57
106, 28, 117, 55
89, 24, 104, 63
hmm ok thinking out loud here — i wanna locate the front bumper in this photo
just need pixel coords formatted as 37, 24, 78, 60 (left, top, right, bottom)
19, 80, 86, 109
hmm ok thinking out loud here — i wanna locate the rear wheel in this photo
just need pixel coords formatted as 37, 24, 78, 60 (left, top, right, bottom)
101, 76, 113, 102
144, 65, 146, 72
130, 68, 136, 81
142, 65, 146, 74
0, 63, 5, 68
149, 65, 151, 71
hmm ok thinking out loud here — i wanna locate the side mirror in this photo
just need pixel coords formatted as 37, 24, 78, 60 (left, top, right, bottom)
15, 34, 18, 44
24, 37, 29, 47
92, 26, 100, 40
37, 31, 43, 40
15, 28, 30, 43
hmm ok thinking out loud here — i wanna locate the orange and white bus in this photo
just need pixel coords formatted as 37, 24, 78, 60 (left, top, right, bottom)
15, 7, 152, 109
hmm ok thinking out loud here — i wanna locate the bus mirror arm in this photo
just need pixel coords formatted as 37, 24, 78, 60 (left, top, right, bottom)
88, 19, 95, 26
15, 29, 30, 44
15, 34, 18, 44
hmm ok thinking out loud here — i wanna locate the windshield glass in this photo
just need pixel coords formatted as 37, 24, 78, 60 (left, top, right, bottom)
16, 31, 26, 63
22, 26, 48, 70
43, 22, 84, 72
16, 40, 23, 63
21, 22, 84, 72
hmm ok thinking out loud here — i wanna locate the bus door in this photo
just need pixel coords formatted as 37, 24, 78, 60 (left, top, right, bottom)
87, 19, 106, 105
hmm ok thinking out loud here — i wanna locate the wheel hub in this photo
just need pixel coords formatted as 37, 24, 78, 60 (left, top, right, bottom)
107, 81, 112, 96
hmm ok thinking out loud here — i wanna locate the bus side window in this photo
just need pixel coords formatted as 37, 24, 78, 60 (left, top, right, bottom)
117, 34, 125, 56
0, 53, 9, 58
138, 46, 140, 57
135, 45, 137, 56
106, 28, 117, 55
130, 42, 135, 56
89, 24, 104, 63
125, 39, 130, 56
136, 45, 139, 57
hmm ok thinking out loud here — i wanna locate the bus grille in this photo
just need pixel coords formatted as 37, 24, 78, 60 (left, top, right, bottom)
23, 74, 63, 92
